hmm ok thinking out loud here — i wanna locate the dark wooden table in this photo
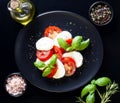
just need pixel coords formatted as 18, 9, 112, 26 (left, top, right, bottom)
0, 0, 120, 102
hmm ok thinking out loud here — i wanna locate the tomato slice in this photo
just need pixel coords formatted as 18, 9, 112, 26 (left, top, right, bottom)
36, 50, 53, 61
53, 46, 64, 60
47, 64, 58, 78
66, 38, 72, 45
44, 26, 62, 39
61, 57, 76, 76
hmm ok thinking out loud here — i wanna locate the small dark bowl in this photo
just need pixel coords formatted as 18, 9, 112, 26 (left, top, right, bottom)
5, 72, 27, 97
89, 1, 113, 26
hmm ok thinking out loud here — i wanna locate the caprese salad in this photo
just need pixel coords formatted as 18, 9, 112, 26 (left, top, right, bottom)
34, 26, 90, 79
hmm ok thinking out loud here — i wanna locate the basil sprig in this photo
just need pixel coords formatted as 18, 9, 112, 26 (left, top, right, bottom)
34, 54, 57, 77
67, 36, 90, 51
71, 36, 83, 50
57, 36, 90, 52
81, 84, 96, 98
76, 77, 119, 103
42, 54, 57, 77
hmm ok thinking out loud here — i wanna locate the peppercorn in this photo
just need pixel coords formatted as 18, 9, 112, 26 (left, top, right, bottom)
89, 1, 113, 26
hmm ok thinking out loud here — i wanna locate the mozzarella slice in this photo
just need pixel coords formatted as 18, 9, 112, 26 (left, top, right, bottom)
36, 37, 53, 50
62, 51, 83, 68
54, 31, 72, 47
53, 59, 65, 79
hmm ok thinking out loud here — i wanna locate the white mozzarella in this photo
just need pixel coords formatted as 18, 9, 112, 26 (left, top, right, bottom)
62, 51, 83, 68
53, 59, 65, 79
36, 37, 53, 50
54, 31, 72, 47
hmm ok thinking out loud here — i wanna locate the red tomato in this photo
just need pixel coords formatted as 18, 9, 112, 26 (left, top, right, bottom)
47, 64, 58, 78
53, 46, 63, 60
36, 50, 53, 61
44, 26, 62, 39
61, 57, 76, 76
66, 38, 72, 45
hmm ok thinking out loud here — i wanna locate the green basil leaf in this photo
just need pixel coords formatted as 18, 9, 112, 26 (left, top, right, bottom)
86, 92, 95, 103
81, 84, 96, 98
66, 46, 73, 51
42, 54, 57, 77
91, 80, 96, 84
34, 60, 46, 70
42, 67, 51, 77
48, 54, 57, 66
71, 36, 83, 50
48, 65, 55, 69
95, 77, 111, 86
76, 38, 90, 51
57, 38, 70, 50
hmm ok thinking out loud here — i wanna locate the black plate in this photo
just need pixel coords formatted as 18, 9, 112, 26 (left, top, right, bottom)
15, 11, 103, 93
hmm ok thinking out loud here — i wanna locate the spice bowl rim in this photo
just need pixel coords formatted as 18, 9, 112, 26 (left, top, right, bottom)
89, 1, 114, 26
5, 72, 27, 97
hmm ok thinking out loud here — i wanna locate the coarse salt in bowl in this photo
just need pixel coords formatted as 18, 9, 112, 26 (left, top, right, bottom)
89, 1, 113, 26
5, 72, 27, 97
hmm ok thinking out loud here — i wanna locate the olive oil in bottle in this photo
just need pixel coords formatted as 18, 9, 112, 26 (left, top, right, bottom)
7, 0, 35, 26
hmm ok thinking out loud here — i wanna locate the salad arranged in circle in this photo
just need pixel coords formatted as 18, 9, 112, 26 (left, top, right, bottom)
34, 26, 90, 79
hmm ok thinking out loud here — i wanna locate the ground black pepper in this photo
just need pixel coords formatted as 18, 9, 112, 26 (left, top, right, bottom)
89, 1, 113, 26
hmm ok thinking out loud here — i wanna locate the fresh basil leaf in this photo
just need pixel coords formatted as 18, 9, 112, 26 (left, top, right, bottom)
41, 55, 57, 77
48, 65, 55, 69
95, 77, 111, 86
77, 38, 90, 51
34, 60, 46, 70
42, 67, 51, 77
66, 46, 73, 51
86, 92, 95, 103
81, 84, 96, 98
48, 54, 57, 66
57, 38, 70, 50
71, 36, 83, 49
91, 80, 96, 84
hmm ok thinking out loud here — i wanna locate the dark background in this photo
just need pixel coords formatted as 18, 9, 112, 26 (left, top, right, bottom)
0, 0, 120, 102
